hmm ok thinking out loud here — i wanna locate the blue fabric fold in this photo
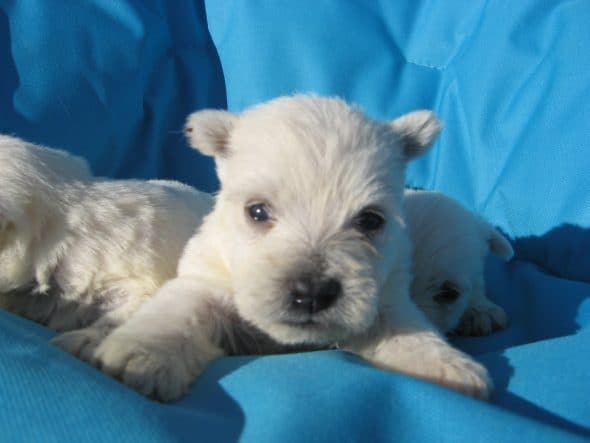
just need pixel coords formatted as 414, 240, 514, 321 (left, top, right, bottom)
0, 0, 225, 191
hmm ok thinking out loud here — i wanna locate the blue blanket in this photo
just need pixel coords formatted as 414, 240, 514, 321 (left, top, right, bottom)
1, 1, 589, 441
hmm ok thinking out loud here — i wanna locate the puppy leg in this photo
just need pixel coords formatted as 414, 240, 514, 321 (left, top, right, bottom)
346, 296, 492, 400
456, 279, 507, 336
51, 295, 145, 362
93, 277, 226, 402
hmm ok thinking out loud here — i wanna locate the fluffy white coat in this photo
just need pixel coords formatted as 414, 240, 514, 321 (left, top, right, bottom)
0, 96, 513, 402
90, 96, 506, 401
405, 189, 513, 335
0, 135, 212, 359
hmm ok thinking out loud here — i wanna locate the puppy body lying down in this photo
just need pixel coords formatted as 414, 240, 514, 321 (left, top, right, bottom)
406, 189, 513, 335
0, 135, 212, 355
94, 96, 511, 401
0, 96, 512, 401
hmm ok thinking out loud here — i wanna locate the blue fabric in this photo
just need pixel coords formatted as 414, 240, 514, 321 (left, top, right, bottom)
0, 0, 224, 191
1, 0, 590, 442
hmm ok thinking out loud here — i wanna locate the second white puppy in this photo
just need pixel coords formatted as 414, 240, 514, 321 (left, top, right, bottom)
94, 95, 500, 401
405, 189, 513, 335
0, 135, 212, 360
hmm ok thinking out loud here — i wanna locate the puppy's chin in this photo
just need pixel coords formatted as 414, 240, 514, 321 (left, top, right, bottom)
238, 304, 378, 347
260, 320, 351, 347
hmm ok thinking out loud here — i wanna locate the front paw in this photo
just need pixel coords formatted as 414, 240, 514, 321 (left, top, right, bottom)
94, 333, 219, 402
367, 338, 492, 400
51, 327, 105, 362
456, 301, 508, 336
425, 351, 492, 400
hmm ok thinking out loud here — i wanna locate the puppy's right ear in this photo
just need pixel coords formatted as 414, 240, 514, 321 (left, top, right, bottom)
389, 110, 442, 160
185, 110, 238, 158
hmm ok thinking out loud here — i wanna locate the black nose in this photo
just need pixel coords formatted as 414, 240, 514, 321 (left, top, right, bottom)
290, 277, 342, 314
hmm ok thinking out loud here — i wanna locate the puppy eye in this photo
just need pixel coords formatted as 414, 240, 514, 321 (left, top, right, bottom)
247, 203, 271, 222
353, 210, 385, 233
433, 281, 461, 304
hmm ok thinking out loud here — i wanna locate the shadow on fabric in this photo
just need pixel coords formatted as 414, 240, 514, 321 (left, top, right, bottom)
158, 356, 250, 442
454, 222, 590, 437
480, 351, 590, 438
455, 222, 590, 356
512, 223, 590, 285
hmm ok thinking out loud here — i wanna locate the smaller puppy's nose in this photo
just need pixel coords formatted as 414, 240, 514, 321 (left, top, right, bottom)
290, 277, 342, 314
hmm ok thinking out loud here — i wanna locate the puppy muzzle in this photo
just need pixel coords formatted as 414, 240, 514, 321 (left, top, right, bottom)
289, 276, 342, 314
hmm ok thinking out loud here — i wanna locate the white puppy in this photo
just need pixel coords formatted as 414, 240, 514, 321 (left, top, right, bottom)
0, 139, 509, 342
0, 135, 212, 360
94, 95, 496, 401
405, 189, 513, 335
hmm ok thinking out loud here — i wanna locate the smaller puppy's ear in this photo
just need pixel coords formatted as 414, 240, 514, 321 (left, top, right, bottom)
488, 229, 514, 261
184, 110, 238, 157
389, 110, 442, 160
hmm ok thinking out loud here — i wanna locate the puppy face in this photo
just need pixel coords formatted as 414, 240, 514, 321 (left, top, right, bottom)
411, 275, 473, 334
186, 96, 440, 345
404, 189, 513, 334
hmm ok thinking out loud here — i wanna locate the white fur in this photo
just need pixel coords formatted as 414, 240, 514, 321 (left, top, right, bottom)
94, 95, 495, 401
405, 189, 513, 335
1, 97, 508, 402
0, 135, 212, 358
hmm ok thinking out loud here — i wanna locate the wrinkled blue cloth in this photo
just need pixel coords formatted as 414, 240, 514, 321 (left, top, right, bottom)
0, 0, 223, 191
1, 0, 589, 442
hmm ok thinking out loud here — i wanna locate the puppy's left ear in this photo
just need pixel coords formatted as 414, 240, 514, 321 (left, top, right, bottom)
184, 110, 238, 158
389, 110, 442, 160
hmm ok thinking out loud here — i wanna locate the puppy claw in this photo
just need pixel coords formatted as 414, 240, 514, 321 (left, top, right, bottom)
119, 353, 191, 402
371, 340, 493, 400
51, 328, 105, 363
93, 335, 206, 402
431, 355, 493, 400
